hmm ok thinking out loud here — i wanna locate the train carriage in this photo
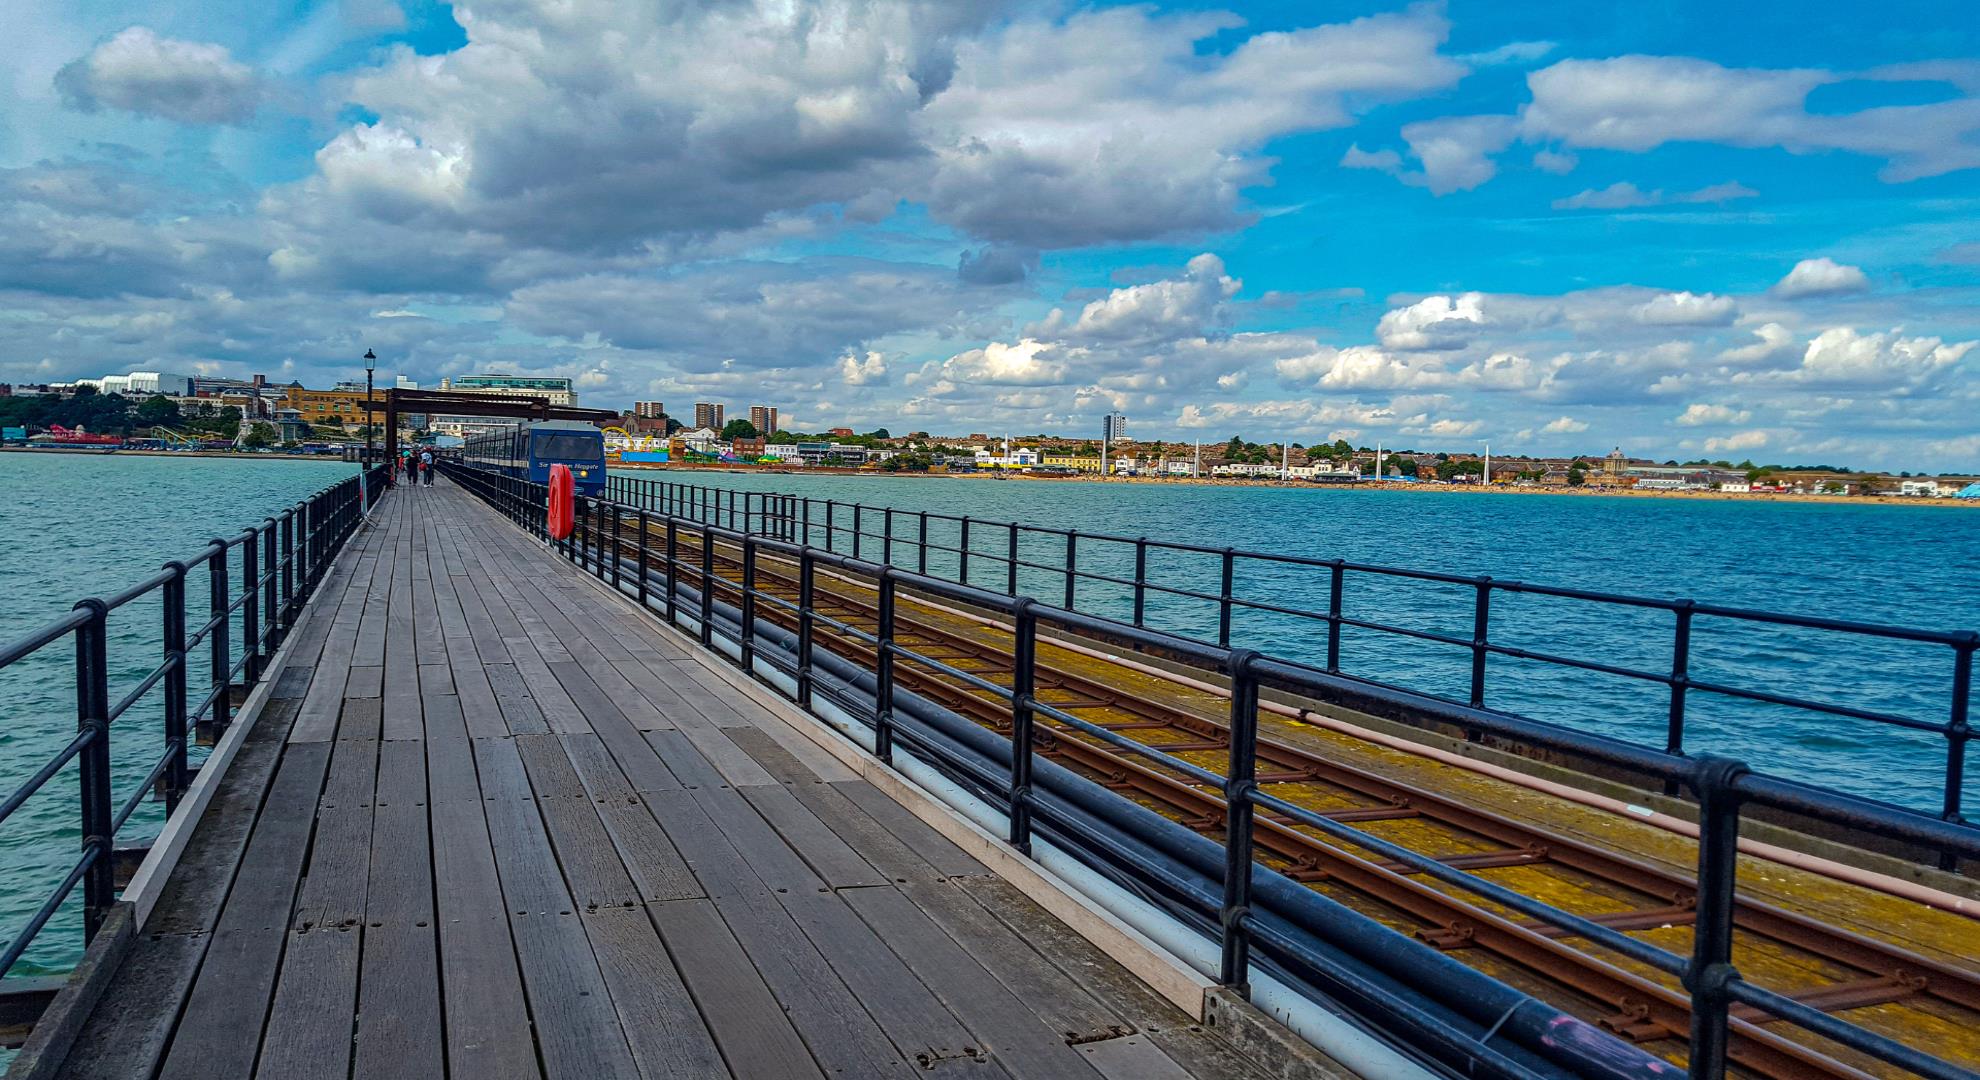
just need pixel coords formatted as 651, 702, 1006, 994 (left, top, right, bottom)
463, 419, 607, 496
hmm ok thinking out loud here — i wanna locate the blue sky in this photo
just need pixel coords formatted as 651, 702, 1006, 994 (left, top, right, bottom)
2, 0, 1977, 469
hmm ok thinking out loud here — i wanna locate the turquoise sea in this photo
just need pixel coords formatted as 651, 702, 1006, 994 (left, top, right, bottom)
612, 468, 1980, 819
0, 452, 353, 976
1, 455, 1974, 977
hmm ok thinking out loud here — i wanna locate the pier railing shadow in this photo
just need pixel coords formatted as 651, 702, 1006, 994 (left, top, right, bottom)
449, 463, 1980, 1080
0, 465, 389, 990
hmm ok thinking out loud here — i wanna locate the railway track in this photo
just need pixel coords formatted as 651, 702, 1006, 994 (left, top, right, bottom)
600, 519, 1980, 1079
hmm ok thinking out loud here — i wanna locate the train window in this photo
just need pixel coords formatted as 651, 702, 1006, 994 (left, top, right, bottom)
534, 433, 599, 459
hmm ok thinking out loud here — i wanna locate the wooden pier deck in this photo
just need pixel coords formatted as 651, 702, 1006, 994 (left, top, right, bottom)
38, 481, 1278, 1080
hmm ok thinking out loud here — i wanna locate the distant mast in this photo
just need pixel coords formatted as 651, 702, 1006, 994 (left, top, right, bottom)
1376, 442, 1384, 480
1483, 442, 1491, 485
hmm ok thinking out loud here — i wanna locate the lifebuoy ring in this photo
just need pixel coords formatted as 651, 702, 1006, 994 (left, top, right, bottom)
547, 464, 575, 540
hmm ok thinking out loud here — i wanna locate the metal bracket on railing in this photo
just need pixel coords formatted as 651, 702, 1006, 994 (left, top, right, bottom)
1682, 752, 1750, 1079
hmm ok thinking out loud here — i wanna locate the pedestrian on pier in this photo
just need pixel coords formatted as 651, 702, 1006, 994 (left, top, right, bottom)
420, 449, 434, 486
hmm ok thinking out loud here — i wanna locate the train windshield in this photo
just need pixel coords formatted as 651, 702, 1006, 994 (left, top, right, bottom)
533, 433, 600, 460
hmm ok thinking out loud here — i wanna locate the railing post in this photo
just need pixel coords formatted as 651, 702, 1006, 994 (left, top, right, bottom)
611, 502, 623, 590
1221, 649, 1261, 996
876, 569, 897, 764
1009, 598, 1038, 855
1469, 576, 1492, 720
161, 562, 190, 811
205, 540, 229, 742
665, 519, 679, 625
797, 550, 816, 708
1326, 560, 1344, 673
741, 535, 757, 672
1684, 755, 1748, 1080
1064, 531, 1078, 610
1132, 538, 1148, 627
262, 519, 278, 650
596, 499, 610, 582
917, 511, 928, 575
241, 530, 261, 683
699, 526, 714, 648
960, 517, 971, 584
1218, 548, 1236, 647
280, 510, 295, 626
803, 498, 812, 547
826, 501, 836, 553
636, 509, 650, 609
883, 508, 893, 566
1007, 523, 1019, 596
74, 598, 114, 940
1665, 601, 1696, 796
852, 504, 862, 560
1942, 635, 1974, 871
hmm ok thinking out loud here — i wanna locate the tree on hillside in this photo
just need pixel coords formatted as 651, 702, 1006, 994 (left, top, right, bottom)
865, 428, 891, 440
135, 394, 182, 430
720, 418, 759, 440
1224, 435, 1244, 457
242, 422, 276, 449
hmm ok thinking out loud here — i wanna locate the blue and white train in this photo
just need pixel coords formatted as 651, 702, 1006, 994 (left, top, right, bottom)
462, 420, 608, 496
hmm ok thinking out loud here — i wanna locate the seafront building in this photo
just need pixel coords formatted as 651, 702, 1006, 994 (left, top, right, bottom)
750, 404, 779, 435
694, 402, 725, 430
429, 374, 578, 436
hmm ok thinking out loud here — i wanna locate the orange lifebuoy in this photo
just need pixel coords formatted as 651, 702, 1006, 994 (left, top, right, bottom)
547, 464, 575, 540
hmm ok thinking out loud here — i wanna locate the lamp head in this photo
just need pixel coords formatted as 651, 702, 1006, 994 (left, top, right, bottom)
363, 348, 377, 371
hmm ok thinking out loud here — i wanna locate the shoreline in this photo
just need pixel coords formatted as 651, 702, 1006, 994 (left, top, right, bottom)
0, 446, 354, 463
609, 460, 1977, 508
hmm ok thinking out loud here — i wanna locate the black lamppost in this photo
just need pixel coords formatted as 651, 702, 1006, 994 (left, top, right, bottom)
363, 348, 377, 465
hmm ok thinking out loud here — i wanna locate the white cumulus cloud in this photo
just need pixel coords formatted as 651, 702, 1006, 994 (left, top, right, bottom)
1771, 257, 1870, 299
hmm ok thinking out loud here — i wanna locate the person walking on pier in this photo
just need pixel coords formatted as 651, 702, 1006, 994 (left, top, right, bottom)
420, 448, 434, 486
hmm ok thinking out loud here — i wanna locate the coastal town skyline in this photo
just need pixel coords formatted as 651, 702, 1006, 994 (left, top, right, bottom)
2, 1, 1976, 470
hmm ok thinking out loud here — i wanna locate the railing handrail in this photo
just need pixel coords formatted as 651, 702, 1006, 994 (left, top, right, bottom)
446, 462, 1980, 1080
603, 474, 1976, 839
0, 464, 389, 983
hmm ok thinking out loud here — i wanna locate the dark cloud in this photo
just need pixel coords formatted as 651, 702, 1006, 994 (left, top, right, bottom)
956, 245, 1035, 285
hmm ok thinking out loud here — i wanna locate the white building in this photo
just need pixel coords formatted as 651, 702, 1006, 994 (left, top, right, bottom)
75, 371, 196, 397
1899, 479, 1944, 497
1212, 462, 1279, 478
1719, 480, 1752, 493
681, 427, 723, 454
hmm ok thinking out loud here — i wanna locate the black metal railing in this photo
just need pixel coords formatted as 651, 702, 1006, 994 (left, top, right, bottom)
0, 466, 387, 979
604, 475, 1977, 836
455, 464, 1980, 1080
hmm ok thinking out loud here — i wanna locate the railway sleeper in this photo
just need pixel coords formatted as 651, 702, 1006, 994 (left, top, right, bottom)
1602, 974, 1928, 1042
1379, 846, 1549, 875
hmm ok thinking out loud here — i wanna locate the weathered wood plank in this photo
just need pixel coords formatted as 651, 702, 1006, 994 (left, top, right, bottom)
254, 929, 358, 1080
740, 784, 889, 889
842, 885, 1104, 1080
581, 907, 728, 1080
647, 900, 822, 1080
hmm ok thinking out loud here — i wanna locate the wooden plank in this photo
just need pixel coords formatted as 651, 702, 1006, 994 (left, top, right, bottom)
835, 780, 985, 878
254, 929, 358, 1080
337, 696, 383, 742
417, 662, 456, 697
683, 787, 824, 894
351, 925, 444, 1080
641, 729, 720, 791
956, 878, 1270, 1080
789, 781, 950, 884
557, 733, 638, 803
902, 879, 1132, 1046
485, 662, 550, 735
344, 665, 383, 698
723, 724, 822, 785
474, 737, 534, 801
739, 784, 889, 889
153, 928, 288, 1080
842, 885, 1104, 1080
644, 790, 908, 1077
581, 907, 728, 1080
676, 724, 778, 788
51, 934, 206, 1080
647, 900, 822, 1080
484, 791, 641, 1079
420, 690, 469, 741
429, 797, 538, 1080
776, 889, 987, 1069
606, 658, 693, 730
